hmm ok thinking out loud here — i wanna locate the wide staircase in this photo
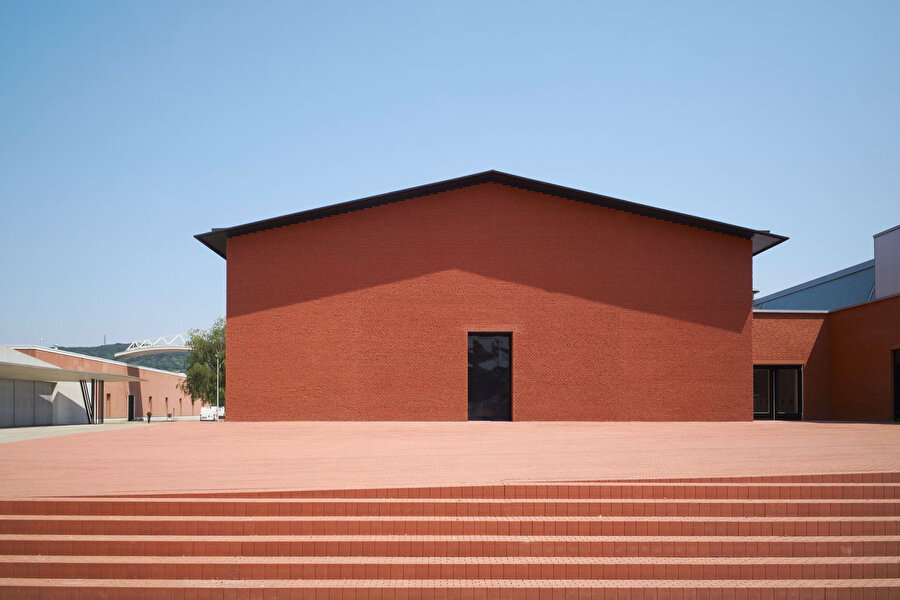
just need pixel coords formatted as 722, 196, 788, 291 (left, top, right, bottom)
1, 473, 898, 598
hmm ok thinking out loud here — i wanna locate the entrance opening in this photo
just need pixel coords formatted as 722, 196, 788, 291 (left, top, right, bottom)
127, 395, 135, 421
467, 332, 512, 421
753, 365, 802, 420
893, 349, 900, 422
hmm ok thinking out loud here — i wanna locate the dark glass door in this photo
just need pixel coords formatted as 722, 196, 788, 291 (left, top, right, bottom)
127, 395, 135, 421
753, 368, 771, 416
753, 366, 802, 420
893, 350, 900, 422
467, 333, 512, 421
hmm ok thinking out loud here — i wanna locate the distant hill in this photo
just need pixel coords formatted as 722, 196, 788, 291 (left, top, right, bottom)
58, 343, 189, 373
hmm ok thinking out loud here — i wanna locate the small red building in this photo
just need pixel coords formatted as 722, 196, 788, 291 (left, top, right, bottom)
197, 171, 789, 421
1, 346, 198, 426
751, 224, 900, 422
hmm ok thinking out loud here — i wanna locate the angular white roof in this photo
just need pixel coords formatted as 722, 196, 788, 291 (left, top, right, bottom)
0, 346, 142, 383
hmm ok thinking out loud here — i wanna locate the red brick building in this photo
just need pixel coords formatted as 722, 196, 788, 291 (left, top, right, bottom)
197, 171, 790, 421
198, 171, 900, 423
751, 225, 900, 422
10, 347, 198, 423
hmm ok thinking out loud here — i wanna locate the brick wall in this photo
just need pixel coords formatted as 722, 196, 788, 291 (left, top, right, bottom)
827, 294, 900, 422
752, 295, 900, 422
751, 312, 830, 419
226, 182, 754, 421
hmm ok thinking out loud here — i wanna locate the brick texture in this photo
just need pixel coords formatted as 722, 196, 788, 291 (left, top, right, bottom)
1, 475, 898, 597
227, 182, 754, 421
751, 313, 830, 419
752, 294, 900, 422
827, 294, 900, 422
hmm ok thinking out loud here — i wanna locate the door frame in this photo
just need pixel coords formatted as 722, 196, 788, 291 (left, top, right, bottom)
892, 349, 900, 422
753, 365, 803, 420
467, 331, 513, 422
127, 395, 135, 421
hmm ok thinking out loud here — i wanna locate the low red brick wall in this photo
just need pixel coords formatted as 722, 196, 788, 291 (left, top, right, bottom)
227, 182, 754, 421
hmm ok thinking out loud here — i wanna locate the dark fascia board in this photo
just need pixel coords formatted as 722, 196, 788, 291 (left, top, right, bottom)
195, 170, 788, 259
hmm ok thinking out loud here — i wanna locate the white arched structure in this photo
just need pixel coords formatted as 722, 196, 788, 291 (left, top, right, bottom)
114, 334, 188, 358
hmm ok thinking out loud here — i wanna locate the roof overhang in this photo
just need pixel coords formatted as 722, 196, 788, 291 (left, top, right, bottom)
0, 361, 143, 383
196, 170, 788, 259
751, 231, 788, 255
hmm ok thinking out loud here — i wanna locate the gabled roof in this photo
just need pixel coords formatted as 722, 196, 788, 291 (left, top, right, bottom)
753, 260, 876, 311
195, 170, 787, 259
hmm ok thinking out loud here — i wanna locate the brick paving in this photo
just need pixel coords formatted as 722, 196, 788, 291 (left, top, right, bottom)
0, 469, 898, 598
0, 421, 899, 498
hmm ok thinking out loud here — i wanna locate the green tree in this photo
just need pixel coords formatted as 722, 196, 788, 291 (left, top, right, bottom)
180, 318, 225, 406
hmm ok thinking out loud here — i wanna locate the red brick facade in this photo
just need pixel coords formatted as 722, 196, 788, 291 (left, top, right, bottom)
827, 295, 900, 421
751, 312, 830, 419
752, 294, 900, 422
227, 182, 754, 421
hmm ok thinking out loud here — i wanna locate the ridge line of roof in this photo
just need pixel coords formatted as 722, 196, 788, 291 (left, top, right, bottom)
874, 223, 900, 238
195, 170, 787, 259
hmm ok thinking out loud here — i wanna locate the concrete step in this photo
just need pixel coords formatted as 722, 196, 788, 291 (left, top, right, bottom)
98, 472, 900, 500
104, 481, 900, 500
1, 555, 897, 580
3, 497, 897, 517
1, 577, 898, 599
1, 534, 897, 557
2, 514, 897, 536
576, 472, 900, 484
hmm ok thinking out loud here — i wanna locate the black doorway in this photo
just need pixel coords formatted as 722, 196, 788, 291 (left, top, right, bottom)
467, 332, 512, 421
127, 395, 135, 421
893, 349, 900, 422
753, 365, 802, 420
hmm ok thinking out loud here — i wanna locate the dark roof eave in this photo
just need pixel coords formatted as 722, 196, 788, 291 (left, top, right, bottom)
751, 232, 789, 256
194, 230, 227, 259
195, 170, 788, 259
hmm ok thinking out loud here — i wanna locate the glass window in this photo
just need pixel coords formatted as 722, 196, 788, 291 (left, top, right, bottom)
775, 368, 800, 415
753, 368, 771, 415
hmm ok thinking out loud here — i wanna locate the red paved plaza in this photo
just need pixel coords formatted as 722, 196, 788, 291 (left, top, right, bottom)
1, 421, 898, 498
2, 421, 899, 597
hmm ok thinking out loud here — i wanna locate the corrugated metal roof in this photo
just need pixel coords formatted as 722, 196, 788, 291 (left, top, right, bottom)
753, 260, 875, 311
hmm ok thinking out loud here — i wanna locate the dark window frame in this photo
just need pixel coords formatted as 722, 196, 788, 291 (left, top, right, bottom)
892, 349, 900, 422
753, 365, 803, 421
467, 331, 513, 422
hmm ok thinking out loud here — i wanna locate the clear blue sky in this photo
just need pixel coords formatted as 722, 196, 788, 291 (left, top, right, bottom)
1, 1, 898, 346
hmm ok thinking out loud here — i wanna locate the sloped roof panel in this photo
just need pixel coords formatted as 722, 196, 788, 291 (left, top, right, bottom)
753, 260, 875, 311
195, 170, 787, 259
